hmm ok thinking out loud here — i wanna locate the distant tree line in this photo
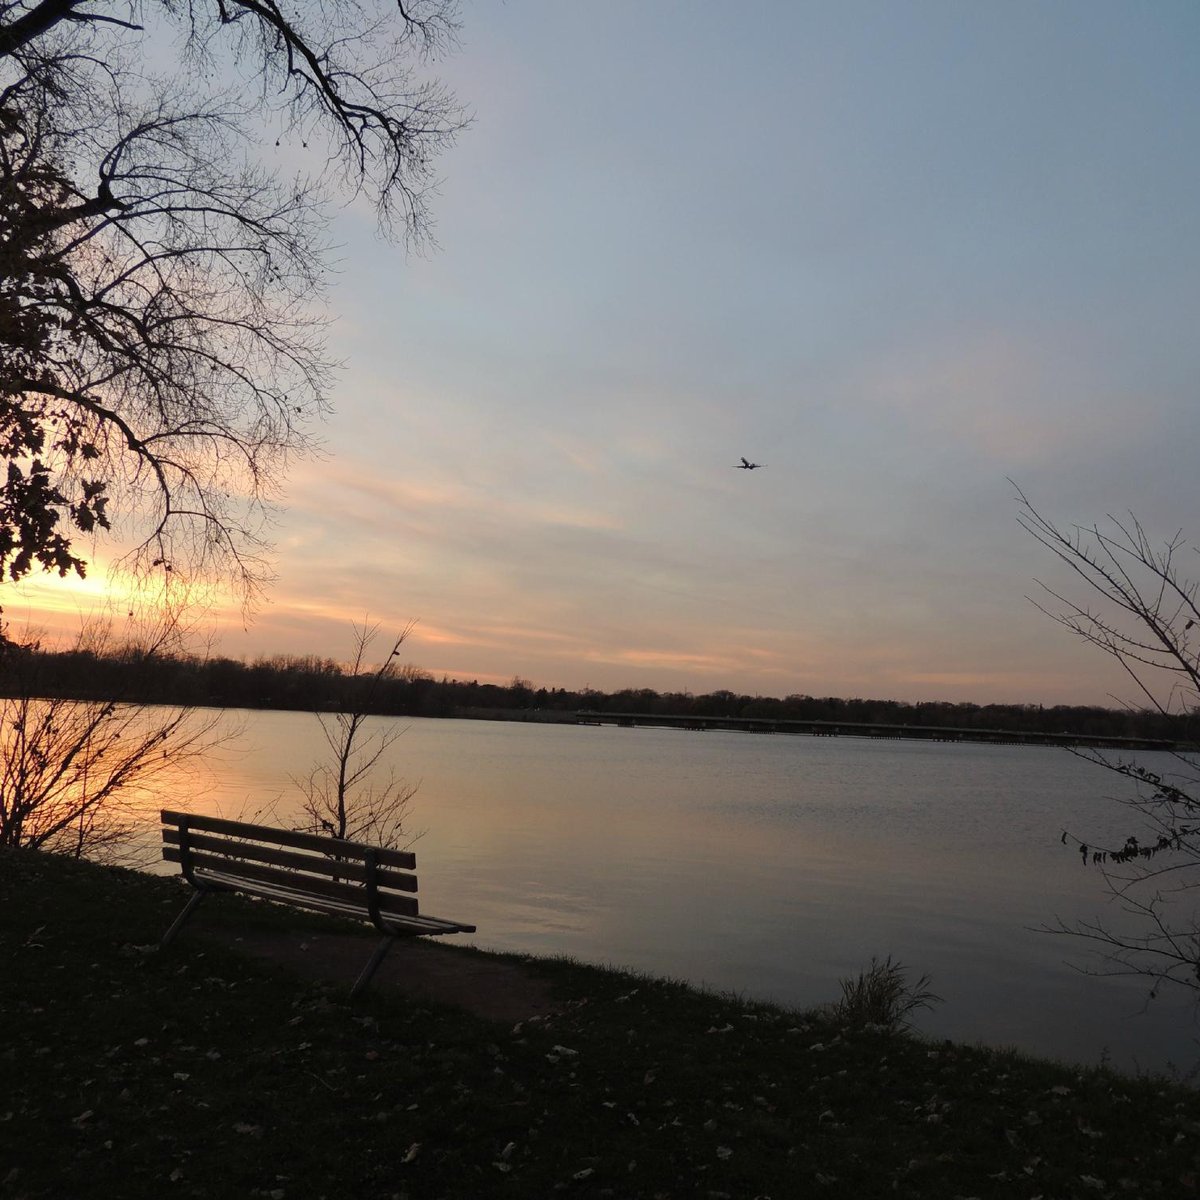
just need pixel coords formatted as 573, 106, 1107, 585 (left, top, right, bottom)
2, 640, 1198, 743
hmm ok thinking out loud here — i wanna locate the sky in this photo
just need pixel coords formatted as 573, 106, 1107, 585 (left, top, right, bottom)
12, 1, 1200, 707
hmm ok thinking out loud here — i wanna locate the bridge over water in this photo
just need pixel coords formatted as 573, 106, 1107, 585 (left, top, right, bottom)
574, 710, 1185, 751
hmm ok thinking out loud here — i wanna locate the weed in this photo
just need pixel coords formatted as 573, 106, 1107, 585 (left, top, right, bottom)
833, 955, 941, 1029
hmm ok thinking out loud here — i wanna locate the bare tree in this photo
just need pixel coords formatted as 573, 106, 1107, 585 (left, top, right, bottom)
1016, 483, 1200, 999
1, 1, 463, 593
0, 602, 232, 864
291, 620, 418, 849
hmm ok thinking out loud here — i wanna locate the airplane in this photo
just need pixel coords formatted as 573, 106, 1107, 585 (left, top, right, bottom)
734, 457, 764, 470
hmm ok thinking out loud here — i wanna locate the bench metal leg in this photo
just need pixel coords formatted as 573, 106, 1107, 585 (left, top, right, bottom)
160, 890, 208, 948
351, 935, 395, 999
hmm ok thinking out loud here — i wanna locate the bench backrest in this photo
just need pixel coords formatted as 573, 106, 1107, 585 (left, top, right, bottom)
161, 809, 420, 919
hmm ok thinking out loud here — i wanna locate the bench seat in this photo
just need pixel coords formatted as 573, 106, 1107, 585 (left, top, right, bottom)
159, 809, 475, 996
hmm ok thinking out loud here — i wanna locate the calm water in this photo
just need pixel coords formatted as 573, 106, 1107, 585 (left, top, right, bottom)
156, 710, 1200, 1078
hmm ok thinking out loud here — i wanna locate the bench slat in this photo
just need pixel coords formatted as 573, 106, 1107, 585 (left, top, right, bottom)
161, 809, 416, 871
381, 913, 477, 936
162, 829, 418, 893
162, 847, 419, 918
194, 869, 389, 921
191, 871, 474, 935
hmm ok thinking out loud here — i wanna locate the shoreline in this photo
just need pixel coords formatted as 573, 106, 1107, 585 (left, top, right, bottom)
3, 846, 1198, 1198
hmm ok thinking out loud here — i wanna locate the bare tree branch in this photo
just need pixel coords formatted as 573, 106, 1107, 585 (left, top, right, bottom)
1017, 483, 1200, 1000
290, 619, 420, 850
0, 601, 236, 865
0, 0, 463, 592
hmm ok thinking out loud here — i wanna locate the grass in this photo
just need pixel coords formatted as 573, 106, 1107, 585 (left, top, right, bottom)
2, 846, 1199, 1199
831, 956, 941, 1030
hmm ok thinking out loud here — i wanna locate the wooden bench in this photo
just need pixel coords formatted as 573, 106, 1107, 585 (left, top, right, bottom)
159, 809, 476, 998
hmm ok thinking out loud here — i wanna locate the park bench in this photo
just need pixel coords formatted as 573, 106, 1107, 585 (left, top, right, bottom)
159, 809, 476, 998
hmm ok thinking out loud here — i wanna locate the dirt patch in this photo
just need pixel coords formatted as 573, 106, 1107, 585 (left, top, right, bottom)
191, 921, 560, 1025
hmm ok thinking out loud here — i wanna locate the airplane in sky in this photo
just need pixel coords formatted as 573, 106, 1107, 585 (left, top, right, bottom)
734, 457, 764, 470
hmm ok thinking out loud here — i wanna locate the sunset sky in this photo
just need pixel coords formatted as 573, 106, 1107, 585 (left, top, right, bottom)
11, 1, 1200, 707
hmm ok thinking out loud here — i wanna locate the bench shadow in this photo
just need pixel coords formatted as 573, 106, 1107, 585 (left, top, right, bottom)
182, 917, 560, 1025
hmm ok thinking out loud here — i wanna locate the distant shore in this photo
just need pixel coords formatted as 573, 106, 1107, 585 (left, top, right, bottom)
6, 637, 1199, 745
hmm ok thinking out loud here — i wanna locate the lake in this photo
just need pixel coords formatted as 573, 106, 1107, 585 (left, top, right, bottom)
154, 709, 1200, 1078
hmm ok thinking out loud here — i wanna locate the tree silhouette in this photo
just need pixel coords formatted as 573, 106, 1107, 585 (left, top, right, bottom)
0, 0, 463, 593
0, 602, 230, 863
291, 621, 419, 850
1017, 484, 1200, 999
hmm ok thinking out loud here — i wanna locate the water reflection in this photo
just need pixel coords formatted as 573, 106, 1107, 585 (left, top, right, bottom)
142, 710, 1198, 1078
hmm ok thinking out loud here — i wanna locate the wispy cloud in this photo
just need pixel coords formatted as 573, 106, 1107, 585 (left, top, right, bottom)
10, 4, 1199, 709
859, 328, 1148, 467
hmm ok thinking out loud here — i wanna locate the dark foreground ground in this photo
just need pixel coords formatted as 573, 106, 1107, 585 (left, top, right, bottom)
2, 847, 1198, 1199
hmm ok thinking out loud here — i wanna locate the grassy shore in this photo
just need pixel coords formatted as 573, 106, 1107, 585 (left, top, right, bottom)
2, 847, 1198, 1199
